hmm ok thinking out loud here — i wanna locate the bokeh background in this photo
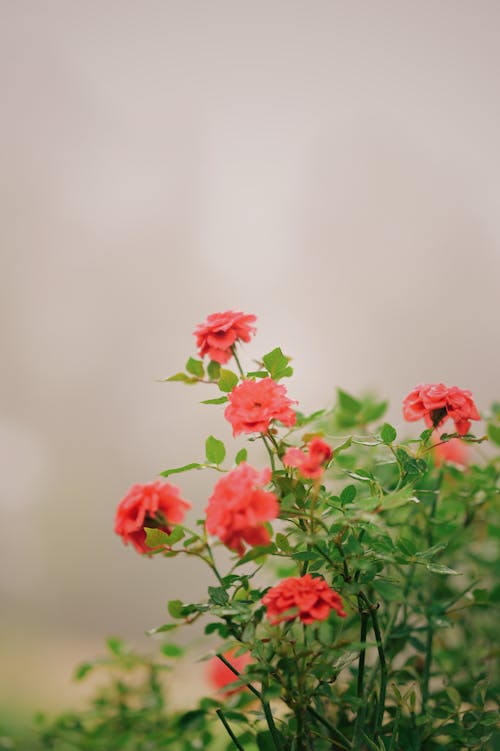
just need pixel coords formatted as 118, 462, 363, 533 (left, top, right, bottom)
1, 0, 500, 719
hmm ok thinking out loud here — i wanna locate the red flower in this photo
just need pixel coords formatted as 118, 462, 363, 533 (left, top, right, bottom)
433, 431, 470, 468
194, 310, 257, 364
205, 463, 279, 556
206, 649, 251, 695
283, 437, 333, 479
403, 383, 480, 436
224, 378, 297, 436
263, 574, 346, 625
115, 481, 190, 554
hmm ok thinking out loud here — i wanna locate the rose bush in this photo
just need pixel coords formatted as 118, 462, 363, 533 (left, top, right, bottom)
33, 310, 499, 751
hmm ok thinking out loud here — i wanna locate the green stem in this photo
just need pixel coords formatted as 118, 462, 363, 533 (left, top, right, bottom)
216, 709, 245, 751
369, 605, 387, 740
261, 433, 276, 472
231, 346, 245, 378
306, 707, 352, 749
352, 602, 369, 751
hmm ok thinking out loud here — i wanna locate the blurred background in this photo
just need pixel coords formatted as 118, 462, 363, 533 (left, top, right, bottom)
1, 0, 500, 722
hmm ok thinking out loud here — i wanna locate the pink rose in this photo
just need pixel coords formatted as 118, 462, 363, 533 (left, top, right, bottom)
193, 310, 257, 364
224, 378, 297, 436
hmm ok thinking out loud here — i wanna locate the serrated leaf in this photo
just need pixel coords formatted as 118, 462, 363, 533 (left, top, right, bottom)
381, 422, 397, 444
487, 422, 500, 446
161, 643, 184, 658
262, 347, 293, 380
160, 462, 203, 477
201, 396, 228, 405
337, 388, 362, 414
218, 369, 239, 392
207, 360, 221, 380
235, 448, 248, 465
205, 435, 226, 465
186, 357, 204, 377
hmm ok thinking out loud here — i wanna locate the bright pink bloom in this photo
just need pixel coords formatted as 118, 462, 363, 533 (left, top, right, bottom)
207, 649, 252, 695
263, 574, 346, 625
224, 378, 297, 436
403, 383, 480, 436
193, 310, 257, 364
433, 431, 470, 468
115, 481, 190, 554
205, 463, 279, 556
283, 437, 333, 479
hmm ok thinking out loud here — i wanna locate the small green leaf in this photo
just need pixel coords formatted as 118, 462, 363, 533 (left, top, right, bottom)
208, 586, 229, 605
275, 533, 291, 551
334, 436, 352, 454
167, 599, 185, 619
445, 687, 461, 706
146, 623, 178, 635
472, 588, 489, 604
201, 396, 228, 405
337, 388, 362, 414
235, 448, 248, 465
161, 643, 185, 658
144, 527, 171, 548
106, 637, 125, 656
160, 462, 203, 477
381, 422, 397, 444
165, 372, 198, 384
186, 357, 204, 377
340, 484, 357, 503
262, 347, 293, 380
487, 422, 500, 446
218, 369, 239, 392
246, 370, 269, 379
205, 435, 226, 464
74, 662, 94, 681
426, 562, 460, 575
420, 428, 434, 442
207, 360, 221, 380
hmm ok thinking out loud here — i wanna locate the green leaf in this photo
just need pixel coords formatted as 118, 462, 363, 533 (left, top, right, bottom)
208, 586, 229, 605
346, 468, 374, 483
201, 396, 228, 405
161, 643, 185, 658
340, 484, 357, 503
246, 370, 269, 379
235, 448, 248, 465
487, 422, 500, 446
144, 527, 171, 548
257, 730, 279, 751
426, 562, 460, 575
160, 462, 203, 477
472, 588, 489, 604
165, 372, 198, 384
218, 369, 239, 392
207, 360, 221, 380
146, 623, 178, 635
167, 599, 185, 619
186, 357, 204, 377
382, 488, 421, 510
205, 435, 226, 465
262, 347, 293, 380
381, 422, 397, 444
74, 662, 94, 681
334, 436, 353, 454
106, 636, 125, 656
275, 533, 291, 551
337, 388, 362, 414
445, 687, 461, 706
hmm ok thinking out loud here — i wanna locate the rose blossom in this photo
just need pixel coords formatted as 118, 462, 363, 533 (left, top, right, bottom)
193, 310, 257, 364
115, 481, 190, 554
224, 378, 297, 436
262, 574, 346, 625
283, 437, 333, 479
206, 649, 252, 695
205, 463, 279, 556
403, 383, 480, 436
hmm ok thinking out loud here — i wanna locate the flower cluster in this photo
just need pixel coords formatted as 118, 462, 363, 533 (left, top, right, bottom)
224, 377, 297, 436
403, 383, 480, 436
194, 310, 256, 364
205, 463, 279, 556
115, 481, 190, 554
283, 437, 333, 479
262, 574, 346, 625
